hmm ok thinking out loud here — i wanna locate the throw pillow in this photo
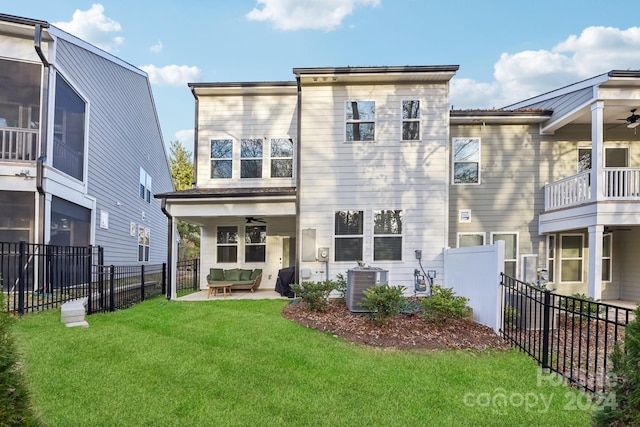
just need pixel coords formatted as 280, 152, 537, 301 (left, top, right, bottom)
210, 268, 225, 281
225, 269, 241, 281
250, 269, 262, 280
240, 269, 252, 280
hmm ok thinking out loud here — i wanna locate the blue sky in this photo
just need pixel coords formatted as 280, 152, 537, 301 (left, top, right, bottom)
4, 1, 640, 152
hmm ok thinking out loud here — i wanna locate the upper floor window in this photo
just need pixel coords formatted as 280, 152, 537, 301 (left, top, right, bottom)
217, 226, 238, 263
53, 74, 86, 181
241, 138, 263, 178
245, 225, 267, 262
346, 101, 375, 141
270, 138, 293, 178
0, 58, 41, 131
334, 210, 363, 261
401, 100, 420, 140
211, 139, 232, 179
577, 146, 629, 172
139, 168, 152, 203
452, 137, 480, 184
373, 210, 403, 261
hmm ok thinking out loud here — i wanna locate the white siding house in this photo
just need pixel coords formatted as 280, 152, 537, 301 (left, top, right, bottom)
0, 13, 173, 265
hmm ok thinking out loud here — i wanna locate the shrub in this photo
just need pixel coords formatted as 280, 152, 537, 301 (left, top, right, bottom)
560, 293, 605, 316
0, 292, 38, 426
334, 273, 347, 304
421, 285, 471, 321
359, 284, 406, 325
290, 281, 335, 312
592, 304, 640, 426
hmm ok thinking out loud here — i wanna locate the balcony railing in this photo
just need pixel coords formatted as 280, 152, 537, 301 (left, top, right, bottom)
545, 168, 640, 211
0, 127, 38, 161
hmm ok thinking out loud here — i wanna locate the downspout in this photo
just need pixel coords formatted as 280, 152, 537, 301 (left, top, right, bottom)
190, 87, 199, 188
161, 198, 173, 300
295, 76, 302, 284
34, 23, 50, 245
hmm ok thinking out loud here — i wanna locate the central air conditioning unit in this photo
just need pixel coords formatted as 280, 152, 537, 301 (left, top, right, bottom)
346, 266, 388, 313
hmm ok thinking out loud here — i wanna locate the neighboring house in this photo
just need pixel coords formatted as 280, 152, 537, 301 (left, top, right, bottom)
450, 70, 640, 301
0, 14, 173, 265
157, 66, 458, 297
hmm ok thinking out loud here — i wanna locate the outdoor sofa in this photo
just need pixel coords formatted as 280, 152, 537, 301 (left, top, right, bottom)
206, 268, 262, 292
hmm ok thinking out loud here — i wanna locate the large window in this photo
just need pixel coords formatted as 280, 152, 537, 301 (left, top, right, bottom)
373, 210, 402, 261
492, 232, 517, 277
334, 211, 363, 261
241, 138, 263, 178
602, 233, 612, 282
245, 225, 266, 262
211, 139, 232, 179
138, 226, 150, 262
53, 74, 86, 181
139, 168, 152, 203
458, 233, 485, 248
560, 234, 583, 282
270, 138, 293, 178
452, 138, 480, 184
50, 196, 90, 247
0, 58, 41, 130
401, 100, 420, 140
217, 226, 238, 263
346, 101, 375, 141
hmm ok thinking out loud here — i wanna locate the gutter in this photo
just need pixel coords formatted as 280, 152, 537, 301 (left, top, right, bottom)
160, 198, 174, 300
190, 86, 199, 187
33, 23, 50, 245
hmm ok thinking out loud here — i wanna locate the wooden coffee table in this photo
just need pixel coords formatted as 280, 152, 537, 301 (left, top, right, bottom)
207, 283, 233, 298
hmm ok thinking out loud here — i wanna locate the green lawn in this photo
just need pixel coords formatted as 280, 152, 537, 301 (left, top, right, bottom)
13, 298, 592, 426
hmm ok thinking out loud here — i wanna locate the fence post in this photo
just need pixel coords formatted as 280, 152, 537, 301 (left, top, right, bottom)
140, 264, 145, 302
162, 263, 166, 295
109, 265, 115, 312
17, 241, 25, 315
87, 245, 93, 315
193, 258, 198, 291
541, 289, 551, 369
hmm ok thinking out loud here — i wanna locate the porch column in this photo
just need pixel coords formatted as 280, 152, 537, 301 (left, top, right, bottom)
591, 101, 605, 200
587, 224, 604, 299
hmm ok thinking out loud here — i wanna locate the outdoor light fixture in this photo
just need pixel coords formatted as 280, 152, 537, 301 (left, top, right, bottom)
628, 121, 640, 129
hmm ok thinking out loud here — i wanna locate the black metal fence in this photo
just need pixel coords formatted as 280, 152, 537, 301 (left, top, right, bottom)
176, 258, 200, 294
501, 274, 634, 394
1, 241, 101, 314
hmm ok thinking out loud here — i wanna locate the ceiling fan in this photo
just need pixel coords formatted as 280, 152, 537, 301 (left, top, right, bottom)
619, 108, 640, 128
604, 226, 632, 234
245, 216, 266, 224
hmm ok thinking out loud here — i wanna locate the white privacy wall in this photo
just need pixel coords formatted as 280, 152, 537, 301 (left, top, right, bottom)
443, 241, 505, 333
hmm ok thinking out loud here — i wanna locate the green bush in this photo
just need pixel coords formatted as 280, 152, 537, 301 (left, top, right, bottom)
0, 292, 38, 426
359, 284, 406, 325
592, 304, 640, 426
421, 285, 471, 321
290, 280, 335, 312
560, 293, 605, 316
334, 273, 347, 304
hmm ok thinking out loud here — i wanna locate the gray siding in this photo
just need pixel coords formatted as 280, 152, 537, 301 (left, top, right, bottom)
55, 39, 173, 265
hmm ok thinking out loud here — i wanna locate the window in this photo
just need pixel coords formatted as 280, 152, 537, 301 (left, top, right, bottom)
139, 168, 152, 203
401, 100, 420, 140
346, 101, 375, 141
578, 148, 591, 172
211, 139, 233, 178
334, 210, 363, 261
138, 226, 150, 262
373, 210, 402, 261
245, 225, 266, 262
452, 138, 480, 184
492, 232, 517, 277
241, 138, 263, 178
605, 147, 628, 167
270, 138, 293, 178
457, 233, 485, 248
217, 226, 238, 263
53, 74, 86, 181
547, 235, 555, 283
560, 234, 583, 282
602, 233, 612, 282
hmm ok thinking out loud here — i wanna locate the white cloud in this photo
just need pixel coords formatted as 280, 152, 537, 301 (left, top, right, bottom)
246, 0, 380, 31
150, 41, 164, 53
451, 26, 640, 109
175, 129, 194, 147
53, 3, 124, 52
139, 64, 201, 86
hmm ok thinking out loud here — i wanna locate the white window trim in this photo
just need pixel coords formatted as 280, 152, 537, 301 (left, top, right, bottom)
240, 138, 264, 179
547, 234, 556, 283
602, 233, 612, 282
559, 233, 584, 284
210, 138, 233, 179
245, 224, 267, 263
452, 137, 481, 185
400, 99, 421, 142
269, 137, 295, 179
372, 209, 403, 262
456, 232, 485, 248
490, 231, 518, 278
345, 101, 376, 143
333, 209, 364, 262
604, 145, 629, 168
216, 225, 238, 263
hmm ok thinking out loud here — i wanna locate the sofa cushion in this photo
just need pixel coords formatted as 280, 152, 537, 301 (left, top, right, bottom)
239, 269, 252, 280
250, 269, 262, 280
224, 268, 241, 281
209, 268, 225, 281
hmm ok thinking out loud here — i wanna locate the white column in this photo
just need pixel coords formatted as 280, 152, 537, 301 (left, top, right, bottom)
591, 101, 605, 200
587, 225, 603, 299
170, 218, 178, 300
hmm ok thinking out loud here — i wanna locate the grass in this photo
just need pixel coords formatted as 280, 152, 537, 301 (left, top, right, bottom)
13, 298, 592, 426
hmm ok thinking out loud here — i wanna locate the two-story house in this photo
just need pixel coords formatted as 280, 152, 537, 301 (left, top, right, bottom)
0, 13, 173, 266
157, 66, 458, 297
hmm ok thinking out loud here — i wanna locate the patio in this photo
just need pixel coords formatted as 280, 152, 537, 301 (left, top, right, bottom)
177, 288, 286, 301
